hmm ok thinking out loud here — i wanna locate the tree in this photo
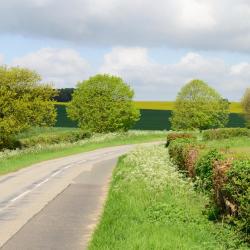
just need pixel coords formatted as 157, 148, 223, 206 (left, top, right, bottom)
242, 88, 250, 128
0, 66, 57, 148
67, 74, 140, 133
170, 79, 229, 130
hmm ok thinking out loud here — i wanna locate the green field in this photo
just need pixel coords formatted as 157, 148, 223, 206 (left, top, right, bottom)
56, 101, 244, 113
55, 104, 246, 130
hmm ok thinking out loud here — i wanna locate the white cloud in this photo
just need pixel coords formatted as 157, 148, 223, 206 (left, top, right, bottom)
1, 46, 249, 101
100, 47, 249, 100
12, 48, 90, 87
0, 0, 250, 52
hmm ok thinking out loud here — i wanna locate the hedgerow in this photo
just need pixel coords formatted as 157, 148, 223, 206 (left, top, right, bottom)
166, 132, 196, 147
203, 128, 250, 140
168, 137, 250, 243
19, 130, 91, 148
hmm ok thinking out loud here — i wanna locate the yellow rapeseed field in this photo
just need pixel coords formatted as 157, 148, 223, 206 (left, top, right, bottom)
56, 101, 243, 113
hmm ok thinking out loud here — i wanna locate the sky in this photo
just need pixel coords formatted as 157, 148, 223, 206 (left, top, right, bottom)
0, 0, 250, 101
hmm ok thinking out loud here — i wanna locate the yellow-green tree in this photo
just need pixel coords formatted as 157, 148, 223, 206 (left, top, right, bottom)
242, 88, 250, 127
0, 66, 57, 148
67, 74, 140, 133
170, 79, 229, 130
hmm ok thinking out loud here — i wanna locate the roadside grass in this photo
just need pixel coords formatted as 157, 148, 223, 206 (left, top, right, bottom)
0, 131, 166, 176
89, 145, 247, 250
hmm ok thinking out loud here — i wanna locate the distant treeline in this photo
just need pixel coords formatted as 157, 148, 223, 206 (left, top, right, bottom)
53, 88, 74, 102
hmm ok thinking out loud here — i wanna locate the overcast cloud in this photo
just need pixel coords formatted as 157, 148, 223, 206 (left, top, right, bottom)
8, 47, 249, 100
0, 0, 249, 100
1, 0, 250, 52
12, 48, 90, 88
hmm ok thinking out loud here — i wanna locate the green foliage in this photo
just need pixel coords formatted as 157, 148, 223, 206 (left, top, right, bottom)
89, 146, 247, 249
67, 74, 140, 133
242, 89, 250, 128
171, 79, 229, 131
195, 150, 224, 191
168, 138, 199, 177
19, 130, 91, 148
203, 128, 250, 140
166, 132, 196, 147
0, 66, 57, 149
224, 160, 250, 241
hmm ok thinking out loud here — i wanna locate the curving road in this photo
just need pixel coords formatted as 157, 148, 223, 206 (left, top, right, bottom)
0, 144, 144, 250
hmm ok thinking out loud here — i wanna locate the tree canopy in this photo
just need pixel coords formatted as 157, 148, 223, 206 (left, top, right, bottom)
242, 88, 250, 128
67, 74, 140, 133
0, 66, 57, 148
170, 79, 229, 130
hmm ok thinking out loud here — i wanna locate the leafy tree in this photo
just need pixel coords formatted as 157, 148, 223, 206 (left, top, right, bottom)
0, 66, 57, 148
242, 88, 250, 128
67, 74, 140, 133
170, 79, 229, 131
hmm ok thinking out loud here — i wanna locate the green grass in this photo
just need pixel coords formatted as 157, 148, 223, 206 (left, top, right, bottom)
0, 132, 166, 176
15, 127, 79, 140
89, 146, 247, 249
201, 137, 250, 150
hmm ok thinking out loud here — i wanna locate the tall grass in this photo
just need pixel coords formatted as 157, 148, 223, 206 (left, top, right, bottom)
89, 145, 247, 249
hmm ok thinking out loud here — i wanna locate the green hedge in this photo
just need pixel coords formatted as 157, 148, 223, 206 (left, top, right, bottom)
168, 138, 250, 242
55, 105, 246, 130
19, 130, 91, 148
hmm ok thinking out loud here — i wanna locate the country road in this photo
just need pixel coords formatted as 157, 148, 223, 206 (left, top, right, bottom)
0, 143, 157, 250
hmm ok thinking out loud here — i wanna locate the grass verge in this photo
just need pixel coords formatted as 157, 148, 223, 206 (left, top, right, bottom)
89, 145, 248, 250
0, 131, 166, 176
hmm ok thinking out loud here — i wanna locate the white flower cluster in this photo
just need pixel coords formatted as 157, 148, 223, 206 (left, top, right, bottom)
116, 145, 194, 194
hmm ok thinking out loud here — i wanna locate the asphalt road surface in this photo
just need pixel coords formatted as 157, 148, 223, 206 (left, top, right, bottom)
0, 144, 145, 250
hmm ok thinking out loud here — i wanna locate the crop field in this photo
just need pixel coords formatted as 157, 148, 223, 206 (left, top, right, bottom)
56, 101, 243, 113
55, 104, 246, 129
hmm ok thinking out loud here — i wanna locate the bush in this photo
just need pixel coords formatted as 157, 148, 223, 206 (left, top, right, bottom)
223, 160, 250, 241
168, 138, 200, 177
203, 128, 250, 140
19, 130, 91, 148
166, 132, 196, 147
195, 149, 224, 191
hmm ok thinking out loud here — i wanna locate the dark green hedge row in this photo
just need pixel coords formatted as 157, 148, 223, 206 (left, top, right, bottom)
55, 105, 246, 130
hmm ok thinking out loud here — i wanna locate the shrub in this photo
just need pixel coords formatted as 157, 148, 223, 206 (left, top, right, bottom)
168, 138, 200, 177
166, 132, 196, 147
195, 149, 224, 191
203, 128, 250, 140
19, 130, 91, 148
223, 160, 250, 241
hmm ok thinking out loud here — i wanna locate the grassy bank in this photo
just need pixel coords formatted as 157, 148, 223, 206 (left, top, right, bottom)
89, 145, 247, 250
0, 131, 166, 176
